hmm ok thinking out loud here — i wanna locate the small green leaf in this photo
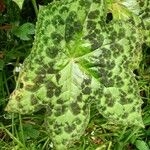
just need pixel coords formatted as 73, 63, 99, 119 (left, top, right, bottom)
20, 124, 40, 140
143, 116, 150, 125
12, 23, 35, 41
135, 140, 149, 150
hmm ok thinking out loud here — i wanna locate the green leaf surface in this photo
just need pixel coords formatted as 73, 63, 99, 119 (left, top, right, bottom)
21, 124, 40, 140
12, 23, 35, 41
107, 0, 150, 45
5, 0, 150, 149
135, 140, 149, 150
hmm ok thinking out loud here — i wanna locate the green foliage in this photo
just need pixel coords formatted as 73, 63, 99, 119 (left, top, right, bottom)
135, 140, 149, 150
12, 23, 35, 40
0, 0, 150, 150
12, 0, 24, 9
0, 0, 20, 24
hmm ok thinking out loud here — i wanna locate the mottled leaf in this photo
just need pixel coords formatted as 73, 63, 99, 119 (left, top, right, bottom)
5, 0, 149, 149
107, 0, 150, 45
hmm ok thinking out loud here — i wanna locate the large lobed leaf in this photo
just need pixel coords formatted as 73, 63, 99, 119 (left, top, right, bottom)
5, 0, 150, 149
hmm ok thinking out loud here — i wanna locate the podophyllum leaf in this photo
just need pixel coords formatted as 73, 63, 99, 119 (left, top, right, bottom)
107, 0, 132, 20
107, 0, 149, 20
107, 0, 150, 45
5, 0, 147, 149
6, 1, 107, 149
95, 20, 144, 126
